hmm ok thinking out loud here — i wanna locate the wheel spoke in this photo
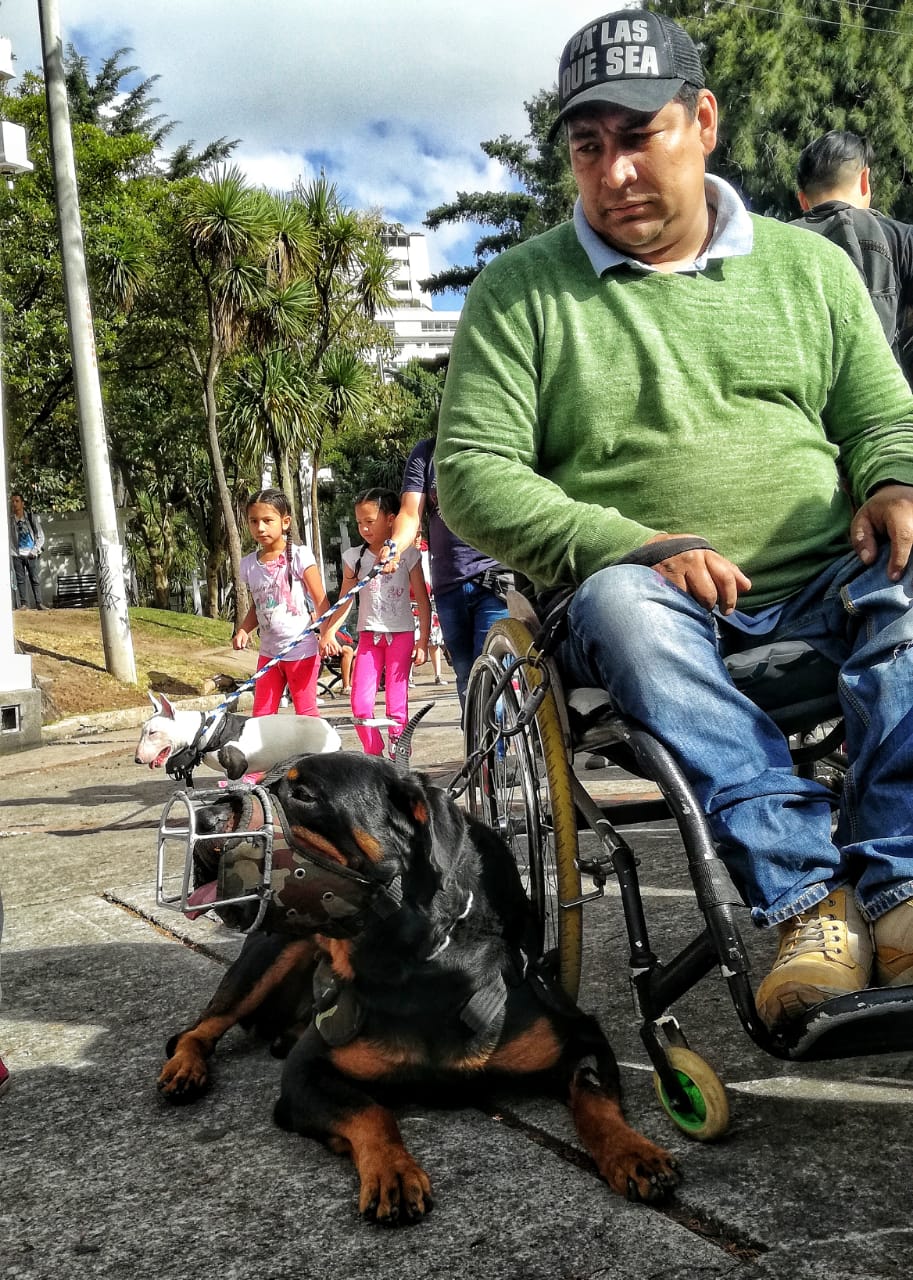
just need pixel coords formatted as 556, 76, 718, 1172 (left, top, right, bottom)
463, 621, 582, 998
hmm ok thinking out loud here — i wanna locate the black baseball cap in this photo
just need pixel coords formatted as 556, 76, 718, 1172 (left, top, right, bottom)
549, 9, 705, 140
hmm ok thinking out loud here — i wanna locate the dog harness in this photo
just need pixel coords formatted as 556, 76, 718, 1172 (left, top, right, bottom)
165, 712, 250, 786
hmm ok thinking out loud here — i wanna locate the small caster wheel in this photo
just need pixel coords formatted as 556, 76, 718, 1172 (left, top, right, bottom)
653, 1045, 730, 1141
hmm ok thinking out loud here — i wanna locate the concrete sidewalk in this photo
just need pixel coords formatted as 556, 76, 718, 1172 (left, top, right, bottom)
1, 668, 912, 1279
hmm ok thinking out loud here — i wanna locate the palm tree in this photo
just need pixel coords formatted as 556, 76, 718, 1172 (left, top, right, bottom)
224, 346, 323, 541
287, 179, 396, 556
177, 166, 317, 619
307, 348, 376, 564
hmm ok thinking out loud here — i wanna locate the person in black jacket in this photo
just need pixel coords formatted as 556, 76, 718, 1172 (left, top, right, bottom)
795, 130, 913, 381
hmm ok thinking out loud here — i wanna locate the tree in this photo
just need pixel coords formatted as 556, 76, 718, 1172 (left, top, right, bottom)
0, 46, 240, 610
0, 69, 169, 502
224, 346, 322, 542
63, 45, 170, 144
423, 88, 575, 293
279, 178, 395, 558
322, 359, 447, 546
661, 0, 913, 221
175, 167, 319, 619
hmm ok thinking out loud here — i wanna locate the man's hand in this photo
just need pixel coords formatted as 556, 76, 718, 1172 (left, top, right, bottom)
644, 533, 751, 615
232, 628, 250, 651
850, 483, 913, 580
377, 541, 400, 575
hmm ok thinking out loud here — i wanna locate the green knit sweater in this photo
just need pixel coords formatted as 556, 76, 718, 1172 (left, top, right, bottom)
436, 214, 913, 609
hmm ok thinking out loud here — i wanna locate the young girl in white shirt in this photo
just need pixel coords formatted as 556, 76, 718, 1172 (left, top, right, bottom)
232, 488, 332, 716
321, 488, 430, 757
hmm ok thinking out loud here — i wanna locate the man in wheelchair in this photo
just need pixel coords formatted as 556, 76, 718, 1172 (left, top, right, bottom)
434, 8, 913, 1030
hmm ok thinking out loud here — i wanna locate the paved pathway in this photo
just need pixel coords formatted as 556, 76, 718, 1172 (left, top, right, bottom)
1, 666, 911, 1278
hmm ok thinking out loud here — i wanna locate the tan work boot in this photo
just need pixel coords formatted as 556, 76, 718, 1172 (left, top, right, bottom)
755, 888, 872, 1027
873, 900, 913, 987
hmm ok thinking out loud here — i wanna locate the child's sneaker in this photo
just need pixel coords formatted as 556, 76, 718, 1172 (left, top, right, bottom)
0, 1055, 10, 1095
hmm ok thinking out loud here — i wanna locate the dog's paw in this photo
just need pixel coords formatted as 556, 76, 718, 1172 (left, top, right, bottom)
157, 1050, 211, 1104
358, 1150, 434, 1226
600, 1136, 681, 1205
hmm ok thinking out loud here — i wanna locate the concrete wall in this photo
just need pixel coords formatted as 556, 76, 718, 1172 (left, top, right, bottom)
18, 508, 131, 606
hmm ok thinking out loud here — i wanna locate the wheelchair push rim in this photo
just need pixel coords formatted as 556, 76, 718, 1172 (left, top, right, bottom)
463, 618, 583, 1000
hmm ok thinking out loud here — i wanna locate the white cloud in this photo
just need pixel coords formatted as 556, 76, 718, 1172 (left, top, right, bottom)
2, 0, 604, 303
231, 147, 315, 194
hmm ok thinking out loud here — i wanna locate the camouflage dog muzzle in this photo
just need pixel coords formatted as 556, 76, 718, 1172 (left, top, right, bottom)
156, 783, 403, 937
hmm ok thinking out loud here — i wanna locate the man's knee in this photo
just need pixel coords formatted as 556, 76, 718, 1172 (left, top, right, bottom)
570, 563, 686, 633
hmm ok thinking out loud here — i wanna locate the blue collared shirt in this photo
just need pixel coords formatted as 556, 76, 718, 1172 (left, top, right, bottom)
573, 173, 754, 276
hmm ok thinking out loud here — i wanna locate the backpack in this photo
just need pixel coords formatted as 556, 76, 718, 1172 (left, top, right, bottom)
791, 204, 899, 347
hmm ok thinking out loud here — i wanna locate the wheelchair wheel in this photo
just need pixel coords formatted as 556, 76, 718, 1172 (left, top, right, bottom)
463, 618, 582, 1000
652, 1046, 730, 1141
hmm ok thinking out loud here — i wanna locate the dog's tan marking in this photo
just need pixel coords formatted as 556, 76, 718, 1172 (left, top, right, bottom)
289, 825, 346, 865
330, 1038, 420, 1079
158, 939, 314, 1094
334, 1105, 433, 1222
317, 936, 356, 982
412, 801, 429, 824
352, 828, 384, 863
570, 1072, 679, 1201
487, 1017, 562, 1073
286, 766, 299, 780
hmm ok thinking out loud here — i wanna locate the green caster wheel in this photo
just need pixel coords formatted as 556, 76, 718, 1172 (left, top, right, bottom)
653, 1046, 730, 1141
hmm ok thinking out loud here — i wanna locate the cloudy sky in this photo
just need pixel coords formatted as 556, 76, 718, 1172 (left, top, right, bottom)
2, 0, 605, 309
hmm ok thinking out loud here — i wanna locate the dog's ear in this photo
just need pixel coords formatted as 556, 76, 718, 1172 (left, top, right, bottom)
159, 693, 177, 720
387, 771, 433, 831
148, 691, 162, 715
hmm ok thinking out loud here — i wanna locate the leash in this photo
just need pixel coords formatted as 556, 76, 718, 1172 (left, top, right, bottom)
168, 539, 398, 781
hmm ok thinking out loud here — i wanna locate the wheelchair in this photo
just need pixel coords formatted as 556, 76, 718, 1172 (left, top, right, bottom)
460, 595, 913, 1142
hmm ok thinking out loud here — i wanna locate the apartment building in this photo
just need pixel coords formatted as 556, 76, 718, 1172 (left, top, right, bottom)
376, 226, 460, 371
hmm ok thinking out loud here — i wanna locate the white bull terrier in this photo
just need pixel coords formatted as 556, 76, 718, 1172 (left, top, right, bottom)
135, 693, 341, 780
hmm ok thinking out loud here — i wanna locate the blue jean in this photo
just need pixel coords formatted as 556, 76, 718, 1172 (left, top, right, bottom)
12, 554, 42, 607
434, 579, 509, 707
560, 547, 913, 928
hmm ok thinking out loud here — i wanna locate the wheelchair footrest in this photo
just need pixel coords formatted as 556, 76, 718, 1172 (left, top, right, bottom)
775, 984, 913, 1060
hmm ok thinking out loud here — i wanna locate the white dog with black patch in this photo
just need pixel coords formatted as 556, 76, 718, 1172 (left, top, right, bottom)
135, 693, 341, 779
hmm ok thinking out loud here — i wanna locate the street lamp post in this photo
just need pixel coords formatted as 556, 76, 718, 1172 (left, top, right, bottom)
0, 36, 43, 751
38, 0, 136, 684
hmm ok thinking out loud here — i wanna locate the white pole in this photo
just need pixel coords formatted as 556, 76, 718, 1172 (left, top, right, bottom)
0, 306, 33, 693
38, 0, 136, 682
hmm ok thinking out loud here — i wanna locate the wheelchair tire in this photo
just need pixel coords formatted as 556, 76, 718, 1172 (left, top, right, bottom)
463, 618, 583, 1000
652, 1046, 730, 1141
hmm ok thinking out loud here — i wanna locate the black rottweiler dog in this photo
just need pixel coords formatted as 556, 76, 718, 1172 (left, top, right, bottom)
158, 752, 679, 1224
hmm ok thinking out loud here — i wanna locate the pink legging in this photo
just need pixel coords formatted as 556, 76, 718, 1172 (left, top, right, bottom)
351, 631, 414, 755
252, 653, 321, 716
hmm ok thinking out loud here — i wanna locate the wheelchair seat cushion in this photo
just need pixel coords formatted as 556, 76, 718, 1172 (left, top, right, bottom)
563, 641, 841, 747
723, 640, 841, 733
